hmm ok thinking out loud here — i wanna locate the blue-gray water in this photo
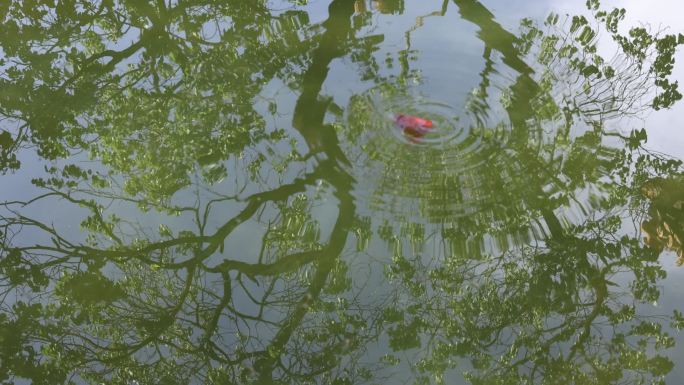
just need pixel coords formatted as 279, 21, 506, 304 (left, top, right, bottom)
1, 1, 683, 384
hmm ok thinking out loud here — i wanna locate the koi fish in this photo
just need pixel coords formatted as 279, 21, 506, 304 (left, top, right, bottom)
394, 113, 434, 140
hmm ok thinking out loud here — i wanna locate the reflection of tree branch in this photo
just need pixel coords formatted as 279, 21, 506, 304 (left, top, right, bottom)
256, 189, 355, 383
452, 0, 541, 138
464, 44, 497, 129
208, 249, 320, 276
102, 264, 198, 363
453, 0, 533, 75
398, 0, 449, 79
61, 39, 146, 91
200, 270, 232, 345
292, 0, 357, 165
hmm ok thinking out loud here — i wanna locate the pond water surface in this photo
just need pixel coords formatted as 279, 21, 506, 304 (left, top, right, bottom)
1, 1, 684, 384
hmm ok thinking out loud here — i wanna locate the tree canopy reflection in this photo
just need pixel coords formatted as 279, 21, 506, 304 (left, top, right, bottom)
1, 0, 683, 384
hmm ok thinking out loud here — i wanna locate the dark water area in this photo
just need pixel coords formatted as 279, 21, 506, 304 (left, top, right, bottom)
1, 0, 684, 384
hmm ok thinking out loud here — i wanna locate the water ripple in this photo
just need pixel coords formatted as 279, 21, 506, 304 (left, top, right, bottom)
339, 85, 613, 254
343, 88, 513, 221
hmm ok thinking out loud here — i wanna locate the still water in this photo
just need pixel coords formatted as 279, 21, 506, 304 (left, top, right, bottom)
1, 0, 684, 384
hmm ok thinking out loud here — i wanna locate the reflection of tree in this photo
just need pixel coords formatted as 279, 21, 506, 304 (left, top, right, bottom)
0, 0, 388, 384
1, 0, 321, 201
1, 1, 684, 385
376, 148, 684, 385
1, 162, 366, 384
342, 0, 682, 253
341, 1, 684, 384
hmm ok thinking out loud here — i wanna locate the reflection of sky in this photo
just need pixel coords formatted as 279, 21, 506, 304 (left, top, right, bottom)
317, 0, 684, 153
552, 0, 684, 158
500, 0, 684, 158
2, 2, 684, 383
324, 3, 684, 384
337, 0, 684, 157
459, 5, 684, 383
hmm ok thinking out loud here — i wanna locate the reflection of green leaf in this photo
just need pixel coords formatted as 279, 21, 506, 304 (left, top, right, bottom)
0, 1, 682, 385
672, 310, 684, 330
0, 131, 13, 147
159, 224, 173, 238
582, 64, 600, 77
388, 318, 421, 351
56, 271, 125, 305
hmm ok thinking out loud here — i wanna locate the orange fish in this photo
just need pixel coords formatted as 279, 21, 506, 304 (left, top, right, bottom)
394, 113, 434, 140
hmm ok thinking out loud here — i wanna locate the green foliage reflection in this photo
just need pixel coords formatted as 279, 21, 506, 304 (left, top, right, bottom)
0, 0, 683, 385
